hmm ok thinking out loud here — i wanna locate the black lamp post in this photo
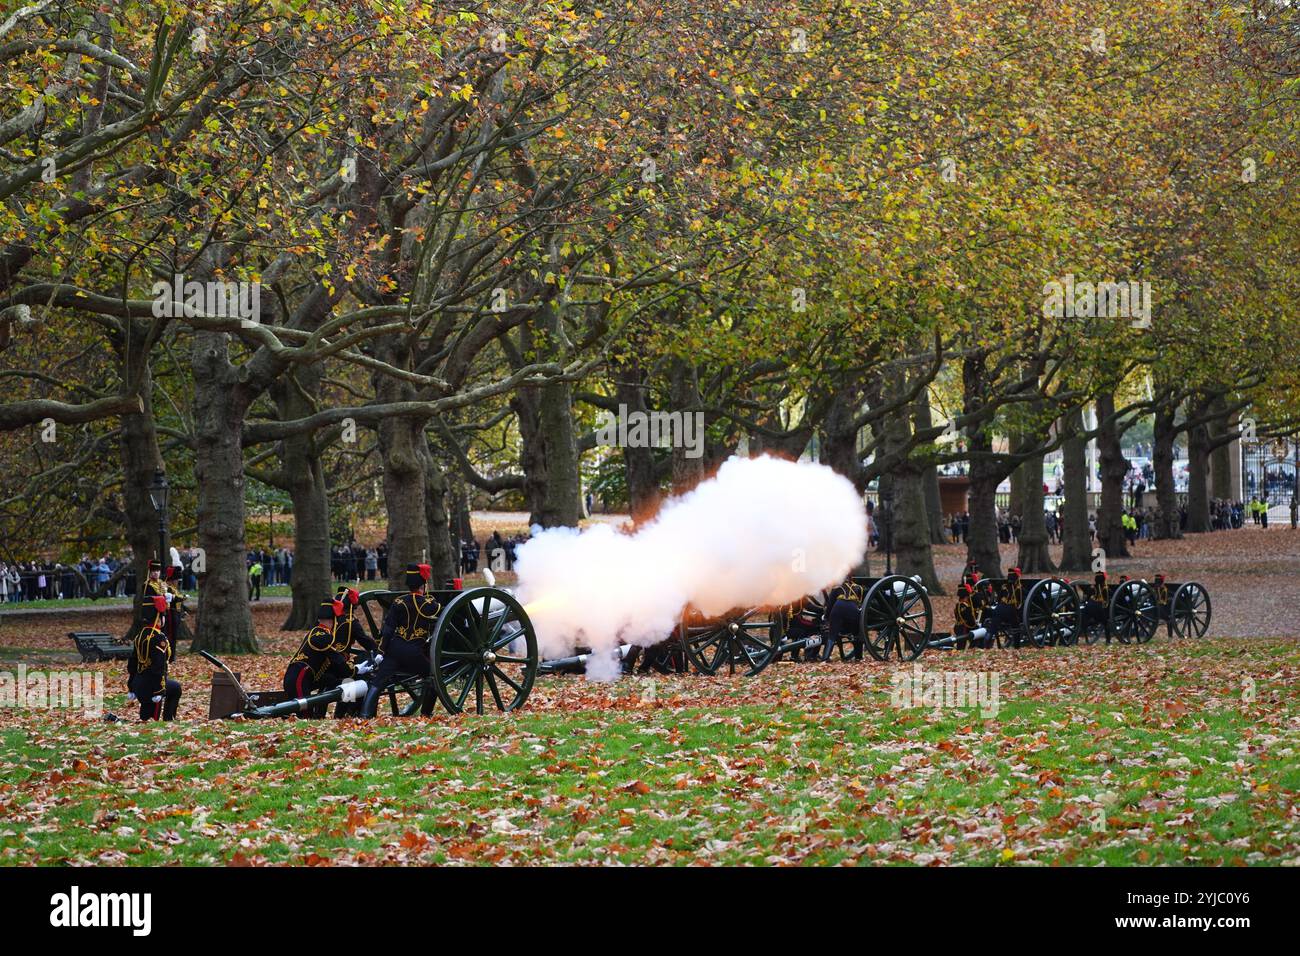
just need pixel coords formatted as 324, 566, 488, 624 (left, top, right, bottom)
148, 468, 169, 569
880, 487, 894, 575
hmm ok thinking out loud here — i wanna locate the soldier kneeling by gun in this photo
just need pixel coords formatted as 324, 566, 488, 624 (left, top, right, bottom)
783, 592, 827, 662
361, 564, 440, 718
812, 576, 865, 661
952, 583, 991, 649
283, 599, 370, 718
982, 567, 1022, 644
1081, 571, 1110, 637
127, 594, 182, 721
333, 586, 378, 717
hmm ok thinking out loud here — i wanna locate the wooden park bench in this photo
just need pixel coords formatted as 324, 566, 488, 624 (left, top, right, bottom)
69, 631, 132, 663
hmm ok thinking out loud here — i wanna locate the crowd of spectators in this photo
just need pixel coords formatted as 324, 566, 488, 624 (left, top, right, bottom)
459, 530, 529, 573
0, 554, 132, 602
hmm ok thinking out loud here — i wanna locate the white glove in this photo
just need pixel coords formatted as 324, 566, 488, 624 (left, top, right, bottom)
126, 692, 136, 702
373, 654, 383, 665
151, 695, 163, 703
355, 660, 373, 675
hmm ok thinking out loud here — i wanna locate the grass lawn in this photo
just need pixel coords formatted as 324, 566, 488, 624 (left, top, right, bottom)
0, 637, 1295, 865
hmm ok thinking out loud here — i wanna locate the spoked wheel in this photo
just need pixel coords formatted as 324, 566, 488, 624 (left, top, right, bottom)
1109, 580, 1159, 645
1023, 578, 1080, 647
431, 587, 538, 715
1169, 582, 1212, 638
860, 575, 932, 661
678, 607, 778, 676
385, 676, 428, 716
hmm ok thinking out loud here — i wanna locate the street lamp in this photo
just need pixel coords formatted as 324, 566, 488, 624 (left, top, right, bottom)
880, 487, 894, 575
148, 468, 169, 570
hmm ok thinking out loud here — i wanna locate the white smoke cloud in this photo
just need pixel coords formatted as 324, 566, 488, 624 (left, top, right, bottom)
513, 455, 868, 666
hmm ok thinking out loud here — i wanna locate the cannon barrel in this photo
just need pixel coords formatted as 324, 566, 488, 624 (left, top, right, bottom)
539, 644, 632, 675
244, 681, 365, 719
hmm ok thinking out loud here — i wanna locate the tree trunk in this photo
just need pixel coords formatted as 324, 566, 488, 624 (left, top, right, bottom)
1096, 392, 1131, 557
912, 399, 947, 544
190, 332, 258, 653
535, 380, 582, 526
1209, 397, 1233, 500
117, 358, 165, 637
822, 388, 866, 491
1008, 432, 1026, 526
447, 471, 474, 545
271, 371, 331, 631
516, 378, 582, 528
420, 440, 457, 583
1016, 448, 1055, 573
375, 352, 430, 590
615, 375, 661, 521
1060, 407, 1092, 572
1186, 416, 1211, 533
1152, 400, 1181, 540
668, 358, 706, 493
885, 402, 942, 592
962, 352, 1001, 577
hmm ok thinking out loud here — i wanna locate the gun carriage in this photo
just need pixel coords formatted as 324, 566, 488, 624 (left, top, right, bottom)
205, 585, 538, 719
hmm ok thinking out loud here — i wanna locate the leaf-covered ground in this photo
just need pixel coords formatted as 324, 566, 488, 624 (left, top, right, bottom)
0, 528, 1296, 865
0, 639, 1296, 865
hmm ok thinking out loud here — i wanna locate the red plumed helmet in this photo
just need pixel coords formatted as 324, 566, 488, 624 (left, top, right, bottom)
151, 595, 168, 614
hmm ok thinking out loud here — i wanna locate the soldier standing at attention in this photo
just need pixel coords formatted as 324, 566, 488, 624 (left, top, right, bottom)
361, 564, 441, 718
127, 594, 181, 721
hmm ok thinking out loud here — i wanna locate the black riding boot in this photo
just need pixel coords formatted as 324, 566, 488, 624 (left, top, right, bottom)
359, 684, 382, 719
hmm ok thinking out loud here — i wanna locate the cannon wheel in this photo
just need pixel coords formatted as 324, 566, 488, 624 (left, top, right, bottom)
383, 676, 427, 716
1109, 580, 1159, 645
860, 575, 932, 661
430, 587, 538, 715
1071, 582, 1107, 644
1023, 578, 1080, 647
678, 607, 778, 676
1169, 582, 1212, 638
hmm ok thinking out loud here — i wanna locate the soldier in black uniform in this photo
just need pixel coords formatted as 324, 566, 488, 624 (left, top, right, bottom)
360, 564, 441, 718
960, 558, 981, 591
126, 594, 181, 721
814, 576, 865, 661
333, 586, 378, 661
332, 586, 379, 717
782, 592, 827, 662
983, 567, 1023, 644
1081, 571, 1111, 638
1153, 573, 1170, 622
953, 583, 990, 649
283, 600, 356, 718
